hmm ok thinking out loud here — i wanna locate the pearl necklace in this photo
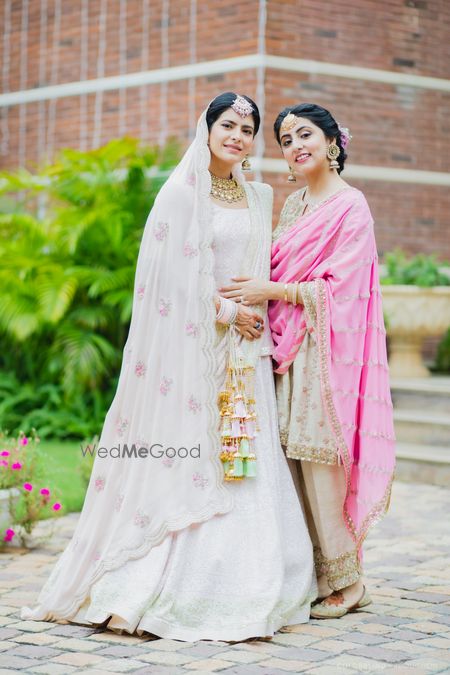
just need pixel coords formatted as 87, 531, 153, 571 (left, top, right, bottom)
210, 173, 245, 204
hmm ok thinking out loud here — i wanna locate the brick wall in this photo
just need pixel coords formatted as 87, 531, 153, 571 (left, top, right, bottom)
1, 0, 449, 259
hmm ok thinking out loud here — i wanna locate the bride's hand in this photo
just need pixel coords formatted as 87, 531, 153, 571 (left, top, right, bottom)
235, 305, 264, 341
220, 277, 271, 306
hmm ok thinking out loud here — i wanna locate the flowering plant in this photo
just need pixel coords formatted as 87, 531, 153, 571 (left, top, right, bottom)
0, 430, 63, 546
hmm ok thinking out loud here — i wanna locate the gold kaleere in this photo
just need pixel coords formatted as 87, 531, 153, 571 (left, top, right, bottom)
218, 327, 258, 481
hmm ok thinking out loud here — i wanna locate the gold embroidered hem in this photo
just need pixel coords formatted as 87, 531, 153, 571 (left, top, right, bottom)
284, 442, 339, 466
314, 547, 361, 591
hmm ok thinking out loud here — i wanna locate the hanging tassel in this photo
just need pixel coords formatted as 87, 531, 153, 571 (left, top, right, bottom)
217, 327, 258, 482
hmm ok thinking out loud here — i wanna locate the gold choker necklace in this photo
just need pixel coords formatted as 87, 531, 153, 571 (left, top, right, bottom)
210, 173, 245, 204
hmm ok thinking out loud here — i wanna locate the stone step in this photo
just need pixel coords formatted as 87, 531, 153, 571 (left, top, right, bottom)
395, 442, 450, 487
390, 376, 450, 415
393, 409, 450, 447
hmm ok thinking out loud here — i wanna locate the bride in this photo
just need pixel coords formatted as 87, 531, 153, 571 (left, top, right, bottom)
22, 92, 315, 641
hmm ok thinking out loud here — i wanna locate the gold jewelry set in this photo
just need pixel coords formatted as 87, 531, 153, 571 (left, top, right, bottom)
281, 112, 343, 182
210, 172, 246, 203
284, 282, 302, 306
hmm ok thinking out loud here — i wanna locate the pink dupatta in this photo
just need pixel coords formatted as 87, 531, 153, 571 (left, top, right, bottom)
270, 187, 395, 549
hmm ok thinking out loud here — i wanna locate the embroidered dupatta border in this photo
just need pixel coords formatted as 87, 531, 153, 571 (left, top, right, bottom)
315, 277, 394, 550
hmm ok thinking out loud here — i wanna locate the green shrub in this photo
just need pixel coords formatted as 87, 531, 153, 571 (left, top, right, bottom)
382, 249, 450, 287
0, 138, 179, 439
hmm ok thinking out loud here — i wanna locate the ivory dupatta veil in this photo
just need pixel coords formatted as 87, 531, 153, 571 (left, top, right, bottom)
270, 187, 395, 551
22, 107, 315, 639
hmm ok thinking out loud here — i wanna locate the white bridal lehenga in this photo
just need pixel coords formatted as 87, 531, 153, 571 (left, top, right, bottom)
22, 106, 315, 641
68, 203, 315, 641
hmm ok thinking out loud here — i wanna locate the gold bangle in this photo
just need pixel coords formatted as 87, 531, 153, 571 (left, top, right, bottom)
284, 283, 288, 303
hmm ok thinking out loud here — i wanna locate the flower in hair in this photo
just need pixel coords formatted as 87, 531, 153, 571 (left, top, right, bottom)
338, 123, 352, 149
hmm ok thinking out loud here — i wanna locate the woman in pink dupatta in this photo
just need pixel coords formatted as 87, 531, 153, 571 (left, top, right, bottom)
221, 103, 395, 619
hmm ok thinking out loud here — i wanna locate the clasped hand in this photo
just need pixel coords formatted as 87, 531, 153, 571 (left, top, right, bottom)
220, 277, 270, 306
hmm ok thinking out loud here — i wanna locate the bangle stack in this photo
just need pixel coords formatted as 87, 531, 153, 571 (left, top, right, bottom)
216, 297, 238, 325
283, 282, 302, 306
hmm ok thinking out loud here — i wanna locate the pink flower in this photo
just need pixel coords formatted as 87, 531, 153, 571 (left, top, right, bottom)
0, 451, 9, 456
21, 437, 29, 446
23, 482, 33, 491
12, 462, 22, 470
0, 460, 8, 467
52, 502, 62, 511
40, 487, 50, 496
3, 528, 15, 542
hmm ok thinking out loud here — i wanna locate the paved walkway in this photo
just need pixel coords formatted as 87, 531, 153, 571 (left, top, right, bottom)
0, 480, 449, 674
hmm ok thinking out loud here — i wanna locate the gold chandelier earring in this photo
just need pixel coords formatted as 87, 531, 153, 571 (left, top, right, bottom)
287, 166, 296, 182
241, 155, 251, 172
327, 143, 341, 170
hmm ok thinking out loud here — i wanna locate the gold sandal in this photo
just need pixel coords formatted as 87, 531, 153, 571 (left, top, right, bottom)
310, 586, 372, 619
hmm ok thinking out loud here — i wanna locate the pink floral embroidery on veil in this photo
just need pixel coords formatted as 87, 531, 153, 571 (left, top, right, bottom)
185, 321, 199, 337
94, 476, 105, 492
159, 299, 171, 316
159, 376, 173, 396
186, 173, 196, 186
192, 472, 208, 489
154, 221, 169, 241
183, 242, 198, 258
135, 360, 147, 377
116, 417, 129, 437
162, 456, 175, 468
134, 509, 150, 528
114, 494, 124, 512
137, 284, 146, 300
187, 395, 201, 414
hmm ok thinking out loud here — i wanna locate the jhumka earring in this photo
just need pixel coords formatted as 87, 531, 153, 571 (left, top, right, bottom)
287, 166, 297, 182
241, 155, 251, 172
327, 143, 341, 170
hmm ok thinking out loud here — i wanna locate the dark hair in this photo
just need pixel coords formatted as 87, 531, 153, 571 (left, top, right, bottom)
206, 92, 260, 136
274, 103, 347, 173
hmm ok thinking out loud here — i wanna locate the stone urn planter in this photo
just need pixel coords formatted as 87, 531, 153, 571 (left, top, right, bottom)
0, 487, 20, 534
382, 285, 450, 378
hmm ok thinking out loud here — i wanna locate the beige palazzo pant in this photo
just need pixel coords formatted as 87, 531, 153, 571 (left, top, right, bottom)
276, 329, 361, 592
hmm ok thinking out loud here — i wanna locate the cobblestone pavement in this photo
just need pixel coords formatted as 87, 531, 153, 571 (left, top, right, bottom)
0, 480, 449, 674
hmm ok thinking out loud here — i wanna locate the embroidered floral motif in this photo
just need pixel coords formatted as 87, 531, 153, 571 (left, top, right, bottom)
94, 475, 105, 492
186, 173, 195, 186
187, 395, 202, 414
135, 438, 149, 450
192, 472, 208, 489
162, 456, 174, 468
183, 242, 198, 258
114, 494, 124, 512
159, 299, 171, 316
185, 321, 199, 338
92, 549, 102, 562
134, 509, 150, 528
137, 284, 146, 300
159, 376, 173, 396
117, 417, 129, 437
154, 221, 169, 241
135, 360, 147, 377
